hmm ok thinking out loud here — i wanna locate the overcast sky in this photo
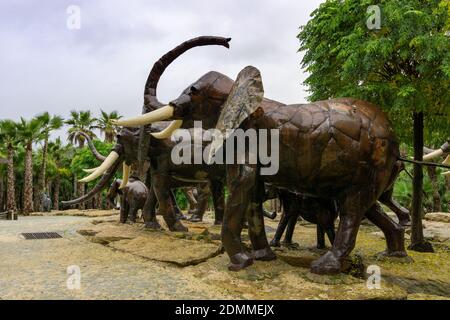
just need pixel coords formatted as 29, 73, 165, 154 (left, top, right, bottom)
0, 0, 324, 142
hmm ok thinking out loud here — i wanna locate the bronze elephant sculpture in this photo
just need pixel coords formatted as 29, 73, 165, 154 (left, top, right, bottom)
114, 37, 414, 274
107, 178, 148, 223
67, 131, 216, 228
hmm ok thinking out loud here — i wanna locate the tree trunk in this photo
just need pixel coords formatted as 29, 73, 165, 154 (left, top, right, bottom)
6, 146, 16, 212
53, 175, 60, 211
426, 166, 441, 212
0, 176, 4, 212
409, 112, 433, 252
34, 137, 48, 211
23, 142, 34, 213
77, 182, 85, 210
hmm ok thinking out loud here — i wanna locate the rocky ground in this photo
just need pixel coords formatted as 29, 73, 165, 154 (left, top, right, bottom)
0, 209, 449, 300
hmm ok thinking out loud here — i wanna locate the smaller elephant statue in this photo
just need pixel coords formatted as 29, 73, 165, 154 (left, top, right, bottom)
41, 193, 52, 212
107, 177, 149, 223
266, 189, 337, 249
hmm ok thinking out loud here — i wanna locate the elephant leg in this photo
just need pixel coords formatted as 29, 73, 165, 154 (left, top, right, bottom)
270, 192, 292, 247
246, 187, 276, 262
119, 197, 129, 223
365, 202, 407, 256
184, 188, 198, 215
379, 189, 410, 227
282, 211, 299, 245
270, 211, 289, 247
317, 209, 336, 248
128, 205, 139, 224
316, 225, 326, 249
324, 224, 336, 246
311, 188, 371, 275
223, 165, 257, 271
210, 180, 224, 225
152, 173, 187, 232
189, 183, 210, 222
142, 185, 161, 229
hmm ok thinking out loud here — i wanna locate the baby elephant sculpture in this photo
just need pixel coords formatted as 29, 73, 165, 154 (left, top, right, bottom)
268, 190, 337, 249
107, 178, 149, 223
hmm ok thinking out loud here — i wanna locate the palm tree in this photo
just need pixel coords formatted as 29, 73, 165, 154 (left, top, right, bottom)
34, 112, 64, 211
47, 137, 68, 210
16, 117, 44, 213
95, 110, 122, 143
65, 110, 97, 148
0, 120, 19, 212
65, 110, 96, 210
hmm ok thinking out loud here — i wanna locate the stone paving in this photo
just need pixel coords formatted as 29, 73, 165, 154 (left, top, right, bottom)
0, 211, 449, 300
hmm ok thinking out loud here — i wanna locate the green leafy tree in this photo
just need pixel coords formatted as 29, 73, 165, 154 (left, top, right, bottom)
47, 138, 75, 210
0, 120, 19, 212
33, 112, 64, 211
298, 0, 449, 251
95, 110, 122, 143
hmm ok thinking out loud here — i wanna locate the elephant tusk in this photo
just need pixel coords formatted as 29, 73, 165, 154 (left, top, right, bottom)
83, 167, 99, 173
112, 105, 174, 127
151, 120, 183, 139
79, 151, 120, 183
119, 163, 130, 189
423, 148, 444, 161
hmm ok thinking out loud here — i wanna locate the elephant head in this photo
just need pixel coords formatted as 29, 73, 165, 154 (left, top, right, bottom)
62, 36, 231, 207
114, 66, 266, 159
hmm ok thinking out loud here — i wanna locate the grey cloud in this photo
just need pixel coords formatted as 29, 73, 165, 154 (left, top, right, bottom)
0, 0, 324, 141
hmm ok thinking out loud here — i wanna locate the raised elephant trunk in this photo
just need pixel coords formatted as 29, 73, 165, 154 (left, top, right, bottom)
143, 36, 232, 111
74, 131, 106, 162
113, 36, 231, 178
61, 156, 122, 208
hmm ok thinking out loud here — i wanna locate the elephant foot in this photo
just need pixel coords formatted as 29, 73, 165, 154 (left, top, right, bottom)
316, 243, 326, 250
376, 250, 412, 263
169, 220, 188, 232
281, 241, 300, 250
176, 213, 188, 220
408, 241, 434, 253
188, 214, 204, 223
145, 221, 162, 230
269, 239, 280, 247
310, 251, 342, 275
252, 247, 276, 261
228, 252, 254, 271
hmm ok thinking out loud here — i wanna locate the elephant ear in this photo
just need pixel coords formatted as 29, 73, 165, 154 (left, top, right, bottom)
207, 66, 264, 163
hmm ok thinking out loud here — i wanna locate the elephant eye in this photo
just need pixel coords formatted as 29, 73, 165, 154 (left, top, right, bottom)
190, 85, 200, 95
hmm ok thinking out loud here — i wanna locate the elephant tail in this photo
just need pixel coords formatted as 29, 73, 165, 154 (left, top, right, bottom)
397, 156, 450, 169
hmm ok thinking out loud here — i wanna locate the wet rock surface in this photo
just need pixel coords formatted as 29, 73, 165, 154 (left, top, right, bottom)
0, 210, 449, 299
